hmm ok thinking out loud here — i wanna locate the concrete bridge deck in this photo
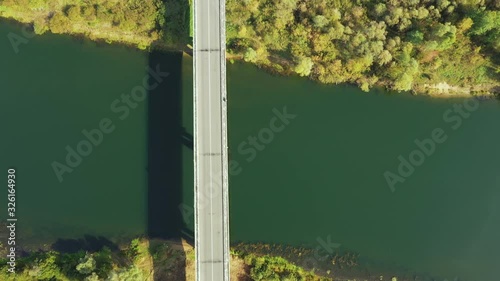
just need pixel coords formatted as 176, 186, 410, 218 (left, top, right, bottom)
193, 0, 230, 280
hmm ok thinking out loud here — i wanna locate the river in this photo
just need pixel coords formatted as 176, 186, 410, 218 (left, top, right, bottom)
1, 20, 499, 281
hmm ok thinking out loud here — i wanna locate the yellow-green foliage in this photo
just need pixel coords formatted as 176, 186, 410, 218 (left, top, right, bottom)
0, 248, 113, 281
0, 0, 166, 48
0, 0, 498, 94
0, 0, 193, 49
226, 0, 500, 93
240, 253, 332, 281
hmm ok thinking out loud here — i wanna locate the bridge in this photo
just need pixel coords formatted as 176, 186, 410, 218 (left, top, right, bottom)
192, 0, 230, 279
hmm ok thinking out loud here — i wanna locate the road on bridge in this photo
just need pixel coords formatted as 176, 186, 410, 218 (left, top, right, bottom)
193, 0, 230, 280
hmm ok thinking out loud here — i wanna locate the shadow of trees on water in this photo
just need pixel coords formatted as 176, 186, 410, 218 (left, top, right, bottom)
51, 235, 119, 254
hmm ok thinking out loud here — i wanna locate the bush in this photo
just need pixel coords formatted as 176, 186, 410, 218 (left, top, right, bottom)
49, 12, 70, 34
33, 18, 48, 34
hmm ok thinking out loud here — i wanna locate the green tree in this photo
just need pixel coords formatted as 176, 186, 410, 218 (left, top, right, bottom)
85, 272, 100, 281
66, 6, 80, 21
244, 48, 258, 63
374, 3, 387, 17
471, 11, 499, 35
76, 254, 96, 275
49, 13, 70, 34
33, 17, 48, 34
378, 50, 393, 66
408, 30, 424, 44
393, 73, 414, 91
94, 247, 113, 278
27, 252, 66, 281
458, 17, 474, 33
81, 5, 97, 21
313, 15, 329, 28
294, 57, 314, 77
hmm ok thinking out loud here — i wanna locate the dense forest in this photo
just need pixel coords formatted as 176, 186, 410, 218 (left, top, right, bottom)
0, 0, 498, 93
226, 0, 500, 94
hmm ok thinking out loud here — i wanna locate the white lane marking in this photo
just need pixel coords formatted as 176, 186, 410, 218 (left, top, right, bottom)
207, 2, 214, 280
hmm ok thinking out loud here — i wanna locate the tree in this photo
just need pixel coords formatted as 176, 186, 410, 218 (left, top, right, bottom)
313, 15, 329, 28
393, 73, 414, 91
85, 272, 100, 281
458, 17, 474, 33
33, 18, 48, 34
414, 7, 430, 19
81, 5, 97, 21
316, 60, 346, 84
27, 252, 66, 280
244, 48, 258, 63
96, 5, 113, 22
222, 0, 499, 92
294, 57, 314, 77
390, 58, 419, 92
471, 11, 499, 35
49, 13, 70, 34
408, 30, 424, 44
357, 76, 379, 92
378, 50, 393, 65
76, 254, 96, 275
331, 9, 341, 21
346, 55, 373, 75
431, 23, 457, 50
66, 6, 80, 21
94, 247, 113, 278
274, 0, 298, 29
487, 30, 500, 51
374, 3, 387, 17
313, 34, 336, 54
327, 22, 344, 39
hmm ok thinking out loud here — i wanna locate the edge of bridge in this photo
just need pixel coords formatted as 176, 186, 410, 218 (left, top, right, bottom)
220, 0, 230, 278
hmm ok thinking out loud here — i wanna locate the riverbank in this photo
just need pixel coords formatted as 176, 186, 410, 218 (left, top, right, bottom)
227, 53, 499, 99
0, 3, 152, 49
0, 238, 326, 280
0, 237, 450, 281
225, 0, 500, 97
416, 82, 499, 98
2, 1, 499, 99
0, 0, 190, 51
233, 243, 451, 281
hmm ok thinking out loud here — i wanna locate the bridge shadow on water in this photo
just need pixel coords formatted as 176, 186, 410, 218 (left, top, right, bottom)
46, 50, 194, 281
147, 50, 194, 280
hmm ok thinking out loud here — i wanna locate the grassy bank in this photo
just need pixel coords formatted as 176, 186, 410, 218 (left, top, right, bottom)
0, 238, 329, 281
0, 0, 190, 50
0, 237, 452, 281
233, 243, 448, 281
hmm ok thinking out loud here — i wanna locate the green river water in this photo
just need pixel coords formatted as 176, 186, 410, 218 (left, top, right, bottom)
1, 21, 499, 280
